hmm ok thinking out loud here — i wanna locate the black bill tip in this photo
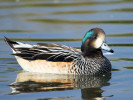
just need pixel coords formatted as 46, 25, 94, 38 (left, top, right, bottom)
109, 49, 114, 53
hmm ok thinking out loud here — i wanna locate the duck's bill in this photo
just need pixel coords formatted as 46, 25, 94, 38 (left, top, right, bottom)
101, 43, 114, 53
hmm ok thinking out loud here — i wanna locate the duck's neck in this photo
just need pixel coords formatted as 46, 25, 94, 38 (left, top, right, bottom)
82, 48, 103, 58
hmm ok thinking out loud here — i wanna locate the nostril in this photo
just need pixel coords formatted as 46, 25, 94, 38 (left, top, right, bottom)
104, 43, 106, 46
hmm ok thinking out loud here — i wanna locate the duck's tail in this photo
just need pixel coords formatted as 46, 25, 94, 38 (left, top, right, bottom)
4, 37, 33, 53
4, 37, 19, 52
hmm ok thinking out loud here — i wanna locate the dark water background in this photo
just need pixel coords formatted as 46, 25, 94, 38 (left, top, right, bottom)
0, 0, 133, 100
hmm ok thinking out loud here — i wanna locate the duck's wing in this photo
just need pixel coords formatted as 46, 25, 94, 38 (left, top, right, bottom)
4, 37, 82, 62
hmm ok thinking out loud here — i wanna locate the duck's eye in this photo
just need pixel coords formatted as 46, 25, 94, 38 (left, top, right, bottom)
94, 36, 96, 39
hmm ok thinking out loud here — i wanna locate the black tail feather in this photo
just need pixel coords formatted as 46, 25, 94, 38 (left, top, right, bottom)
4, 37, 18, 51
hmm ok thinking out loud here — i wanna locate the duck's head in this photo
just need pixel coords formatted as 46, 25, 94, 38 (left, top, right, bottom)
81, 28, 114, 56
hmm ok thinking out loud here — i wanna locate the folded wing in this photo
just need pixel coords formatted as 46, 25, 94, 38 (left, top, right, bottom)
4, 37, 82, 62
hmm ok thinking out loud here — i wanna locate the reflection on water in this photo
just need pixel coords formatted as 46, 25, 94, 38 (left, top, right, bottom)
9, 72, 111, 99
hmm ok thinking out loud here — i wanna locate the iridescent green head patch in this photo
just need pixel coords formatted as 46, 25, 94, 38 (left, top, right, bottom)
81, 30, 94, 51
82, 31, 94, 44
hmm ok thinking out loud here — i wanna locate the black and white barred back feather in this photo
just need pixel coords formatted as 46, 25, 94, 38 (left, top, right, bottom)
4, 37, 83, 62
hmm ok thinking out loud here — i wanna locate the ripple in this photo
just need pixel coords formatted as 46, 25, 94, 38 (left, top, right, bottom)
18, 10, 98, 17
111, 58, 133, 61
112, 68, 121, 71
109, 43, 133, 47
52, 10, 98, 14
124, 66, 133, 69
0, 1, 121, 9
111, 8, 133, 12
0, 30, 35, 33
107, 33, 133, 37
27, 19, 133, 24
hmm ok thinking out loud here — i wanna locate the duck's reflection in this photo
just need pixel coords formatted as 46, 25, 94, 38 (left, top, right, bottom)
9, 72, 111, 99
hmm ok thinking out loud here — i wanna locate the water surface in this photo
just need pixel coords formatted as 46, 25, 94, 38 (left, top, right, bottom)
0, 0, 133, 100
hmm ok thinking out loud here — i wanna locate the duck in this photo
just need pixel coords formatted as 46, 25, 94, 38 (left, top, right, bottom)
4, 28, 114, 75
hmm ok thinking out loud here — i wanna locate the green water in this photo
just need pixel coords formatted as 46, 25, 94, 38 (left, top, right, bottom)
0, 0, 133, 100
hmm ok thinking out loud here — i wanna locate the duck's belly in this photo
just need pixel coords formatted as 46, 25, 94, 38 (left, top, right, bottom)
15, 56, 74, 74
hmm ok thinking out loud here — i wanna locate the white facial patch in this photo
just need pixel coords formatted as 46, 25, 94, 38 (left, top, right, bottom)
94, 38, 103, 48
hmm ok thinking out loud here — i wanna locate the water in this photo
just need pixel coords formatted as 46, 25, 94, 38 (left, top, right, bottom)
0, 0, 133, 100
